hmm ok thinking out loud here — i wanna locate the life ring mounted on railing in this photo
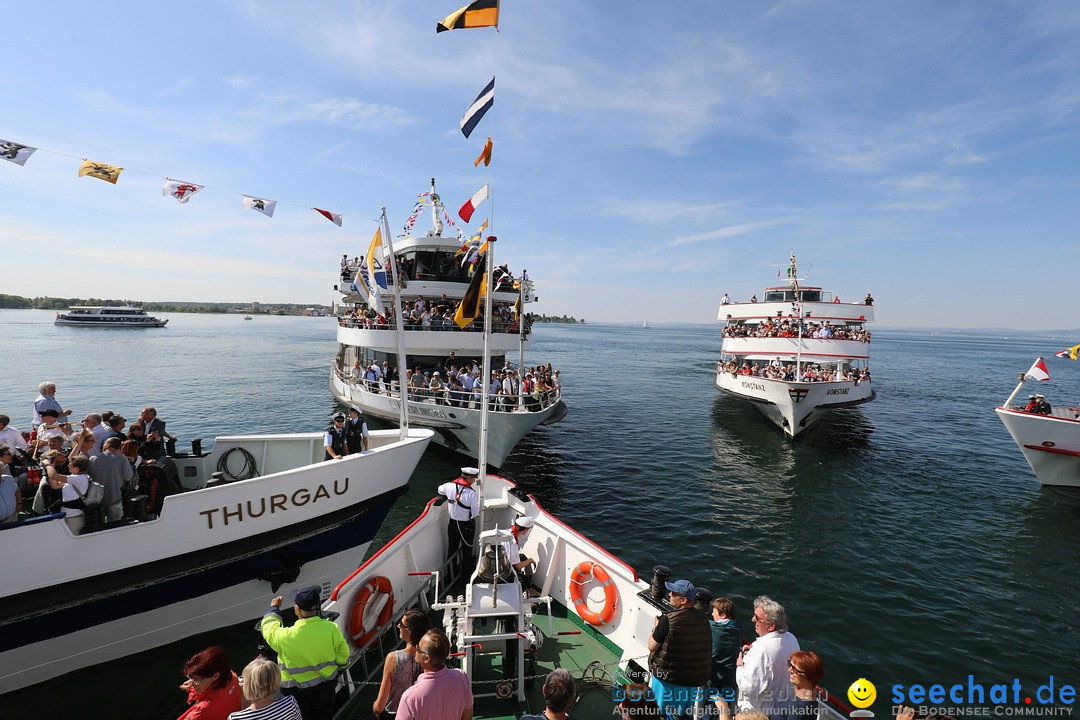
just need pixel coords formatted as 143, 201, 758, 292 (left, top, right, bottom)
349, 575, 394, 648
569, 560, 618, 626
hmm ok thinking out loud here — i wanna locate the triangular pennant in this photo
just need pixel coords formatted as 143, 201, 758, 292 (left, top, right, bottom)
314, 208, 343, 227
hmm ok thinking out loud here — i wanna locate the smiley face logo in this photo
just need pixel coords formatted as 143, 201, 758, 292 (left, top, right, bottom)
847, 678, 876, 708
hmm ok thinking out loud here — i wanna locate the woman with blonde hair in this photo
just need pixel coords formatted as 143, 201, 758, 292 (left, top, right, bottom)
227, 658, 301, 719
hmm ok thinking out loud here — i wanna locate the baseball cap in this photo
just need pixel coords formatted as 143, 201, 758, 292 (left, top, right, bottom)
294, 585, 322, 612
665, 579, 695, 598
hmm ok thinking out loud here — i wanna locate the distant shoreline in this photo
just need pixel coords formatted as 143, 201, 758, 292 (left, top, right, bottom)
0, 295, 331, 316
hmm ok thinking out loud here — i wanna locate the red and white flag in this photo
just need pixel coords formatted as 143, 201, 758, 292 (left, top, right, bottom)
1026, 357, 1050, 382
313, 208, 342, 226
459, 184, 489, 223
163, 178, 204, 204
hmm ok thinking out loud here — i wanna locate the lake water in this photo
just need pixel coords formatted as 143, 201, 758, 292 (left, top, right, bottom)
2, 309, 1078, 718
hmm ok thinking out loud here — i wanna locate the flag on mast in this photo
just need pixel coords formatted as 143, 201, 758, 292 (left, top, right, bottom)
1025, 357, 1050, 382
454, 252, 488, 329
437, 0, 499, 32
460, 77, 494, 138
354, 229, 388, 314
1053, 343, 1080, 361
459, 184, 490, 223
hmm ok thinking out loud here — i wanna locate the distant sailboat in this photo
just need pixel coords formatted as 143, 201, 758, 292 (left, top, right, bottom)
642, 320, 650, 329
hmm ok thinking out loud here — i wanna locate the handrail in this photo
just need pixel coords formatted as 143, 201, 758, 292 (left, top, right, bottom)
334, 367, 561, 414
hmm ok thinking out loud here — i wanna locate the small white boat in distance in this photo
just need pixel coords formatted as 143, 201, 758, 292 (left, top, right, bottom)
995, 357, 1080, 488
715, 252, 875, 437
55, 306, 168, 327
642, 320, 650, 329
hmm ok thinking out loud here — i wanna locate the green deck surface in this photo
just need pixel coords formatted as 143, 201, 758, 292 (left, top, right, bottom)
337, 603, 627, 720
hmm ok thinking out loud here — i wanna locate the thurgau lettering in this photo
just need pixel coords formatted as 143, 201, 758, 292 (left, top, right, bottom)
199, 478, 352, 529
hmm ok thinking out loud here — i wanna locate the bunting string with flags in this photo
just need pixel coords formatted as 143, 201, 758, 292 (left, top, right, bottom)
437, 0, 499, 33
456, 219, 489, 266
163, 178, 204, 204
1054, 343, 1080, 361
0, 134, 380, 227
242, 196, 277, 218
0, 139, 36, 166
460, 77, 494, 139
78, 159, 123, 184
313, 208, 343, 227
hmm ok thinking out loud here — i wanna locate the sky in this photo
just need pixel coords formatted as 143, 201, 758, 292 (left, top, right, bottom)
2, 1, 1079, 329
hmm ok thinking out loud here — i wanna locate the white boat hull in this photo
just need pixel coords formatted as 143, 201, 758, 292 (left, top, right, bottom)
0, 428, 433, 693
995, 407, 1080, 488
715, 370, 874, 437
329, 372, 565, 467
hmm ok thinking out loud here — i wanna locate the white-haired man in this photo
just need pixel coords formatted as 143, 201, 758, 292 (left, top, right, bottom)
736, 595, 800, 717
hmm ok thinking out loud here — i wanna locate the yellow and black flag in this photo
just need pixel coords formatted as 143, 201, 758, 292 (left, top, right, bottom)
454, 253, 489, 329
437, 0, 499, 32
78, 159, 123, 185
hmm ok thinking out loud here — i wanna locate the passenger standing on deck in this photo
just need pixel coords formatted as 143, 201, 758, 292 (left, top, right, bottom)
44, 454, 91, 535
228, 657, 302, 720
709, 597, 744, 719
735, 596, 799, 719
520, 668, 576, 720
438, 467, 480, 575
89, 436, 134, 522
396, 629, 473, 720
373, 608, 433, 719
261, 586, 349, 720
32, 381, 72, 429
176, 646, 242, 720
324, 412, 348, 460
139, 406, 174, 460
344, 405, 369, 453
648, 578, 712, 719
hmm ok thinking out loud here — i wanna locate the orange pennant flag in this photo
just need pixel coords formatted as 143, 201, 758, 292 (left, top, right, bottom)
474, 137, 493, 167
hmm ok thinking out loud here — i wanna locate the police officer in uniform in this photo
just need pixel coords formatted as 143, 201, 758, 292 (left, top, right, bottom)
343, 405, 368, 453
262, 585, 349, 720
323, 412, 348, 460
438, 467, 480, 575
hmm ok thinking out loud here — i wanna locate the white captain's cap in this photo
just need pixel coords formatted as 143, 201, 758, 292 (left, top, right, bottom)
514, 516, 535, 529
461, 466, 479, 476
349, 404, 362, 413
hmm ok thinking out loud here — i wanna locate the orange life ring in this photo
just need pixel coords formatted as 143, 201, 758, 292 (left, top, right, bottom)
349, 575, 394, 648
569, 561, 617, 626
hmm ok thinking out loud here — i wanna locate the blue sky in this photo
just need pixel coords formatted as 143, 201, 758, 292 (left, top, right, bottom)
2, 1, 1079, 329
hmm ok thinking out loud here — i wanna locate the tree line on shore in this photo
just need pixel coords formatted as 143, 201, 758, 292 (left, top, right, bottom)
0, 294, 330, 316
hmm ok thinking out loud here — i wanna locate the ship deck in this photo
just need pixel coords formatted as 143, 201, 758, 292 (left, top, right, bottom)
336, 602, 627, 719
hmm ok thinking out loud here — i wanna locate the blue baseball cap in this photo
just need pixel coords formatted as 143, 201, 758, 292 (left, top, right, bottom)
294, 585, 322, 612
665, 579, 695, 598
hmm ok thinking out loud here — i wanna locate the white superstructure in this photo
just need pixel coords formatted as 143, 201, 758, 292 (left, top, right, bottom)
715, 252, 875, 437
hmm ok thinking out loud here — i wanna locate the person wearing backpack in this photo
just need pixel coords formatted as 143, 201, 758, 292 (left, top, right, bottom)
45, 453, 92, 534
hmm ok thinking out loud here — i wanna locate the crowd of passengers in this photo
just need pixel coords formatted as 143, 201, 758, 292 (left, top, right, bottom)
346, 355, 560, 411
0, 382, 183, 529
340, 296, 533, 336
717, 359, 871, 383
721, 318, 870, 342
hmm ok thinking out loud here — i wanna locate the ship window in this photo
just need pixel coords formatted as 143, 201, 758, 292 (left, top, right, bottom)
398, 250, 472, 283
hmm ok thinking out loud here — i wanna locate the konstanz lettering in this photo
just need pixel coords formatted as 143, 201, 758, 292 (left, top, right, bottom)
826, 388, 850, 395
740, 381, 766, 391
199, 478, 350, 529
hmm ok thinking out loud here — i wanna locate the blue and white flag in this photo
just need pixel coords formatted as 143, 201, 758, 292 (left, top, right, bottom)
460, 77, 494, 138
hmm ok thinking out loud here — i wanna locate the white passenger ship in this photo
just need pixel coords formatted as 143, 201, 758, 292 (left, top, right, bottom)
715, 252, 875, 437
330, 181, 566, 467
54, 305, 168, 327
